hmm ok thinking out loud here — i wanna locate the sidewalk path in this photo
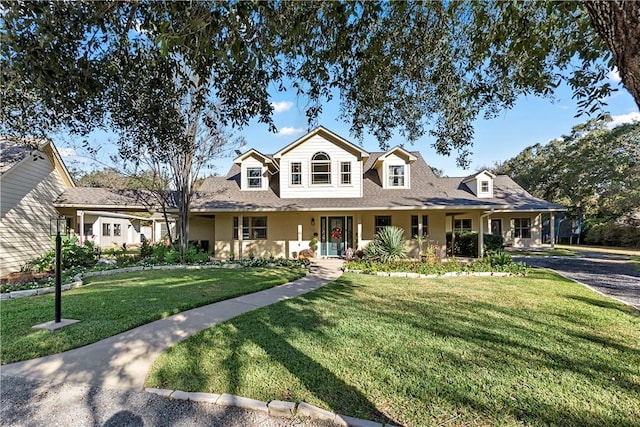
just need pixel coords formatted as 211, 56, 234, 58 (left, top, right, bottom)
513, 251, 640, 310
1, 259, 344, 392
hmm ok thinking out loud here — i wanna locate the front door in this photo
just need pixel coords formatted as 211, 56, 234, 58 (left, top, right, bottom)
327, 217, 345, 256
491, 219, 502, 236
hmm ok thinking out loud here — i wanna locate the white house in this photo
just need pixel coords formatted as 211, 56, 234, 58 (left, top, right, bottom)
0, 139, 74, 276
57, 126, 565, 259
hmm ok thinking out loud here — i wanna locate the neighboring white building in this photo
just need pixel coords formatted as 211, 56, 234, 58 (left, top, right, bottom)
0, 139, 74, 276
76, 211, 153, 248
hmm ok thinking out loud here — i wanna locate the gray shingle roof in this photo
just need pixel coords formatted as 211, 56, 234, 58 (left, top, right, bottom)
191, 152, 564, 212
55, 148, 563, 212
54, 187, 154, 210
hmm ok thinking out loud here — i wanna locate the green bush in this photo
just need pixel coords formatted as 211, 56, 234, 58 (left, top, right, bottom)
584, 220, 640, 247
26, 236, 99, 272
184, 245, 210, 264
363, 226, 407, 263
344, 257, 528, 276
446, 231, 478, 257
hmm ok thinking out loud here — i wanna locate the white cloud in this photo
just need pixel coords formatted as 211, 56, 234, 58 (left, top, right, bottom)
607, 68, 622, 83
276, 126, 304, 137
58, 147, 77, 158
607, 112, 640, 129
271, 101, 293, 114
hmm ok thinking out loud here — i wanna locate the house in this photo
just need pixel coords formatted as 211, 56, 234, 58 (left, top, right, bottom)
0, 139, 162, 276
0, 138, 75, 276
55, 126, 564, 259
55, 127, 565, 258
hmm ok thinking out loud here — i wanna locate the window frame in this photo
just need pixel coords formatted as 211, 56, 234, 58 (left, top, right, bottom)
375, 215, 392, 234
481, 180, 490, 193
513, 218, 532, 239
388, 164, 405, 187
454, 219, 472, 232
113, 223, 122, 237
246, 167, 263, 189
290, 162, 302, 186
311, 152, 331, 185
411, 215, 429, 238
102, 223, 111, 237
234, 216, 268, 240
340, 161, 352, 185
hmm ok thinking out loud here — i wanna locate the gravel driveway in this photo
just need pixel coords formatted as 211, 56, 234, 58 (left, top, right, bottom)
513, 251, 640, 310
0, 375, 338, 427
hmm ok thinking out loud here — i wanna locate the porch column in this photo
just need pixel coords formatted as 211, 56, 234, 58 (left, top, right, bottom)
550, 212, 556, 249
238, 214, 244, 258
450, 214, 456, 258
357, 221, 362, 249
78, 211, 84, 244
479, 218, 484, 258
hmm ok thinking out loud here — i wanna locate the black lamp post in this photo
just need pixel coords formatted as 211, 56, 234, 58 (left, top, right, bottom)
50, 216, 68, 323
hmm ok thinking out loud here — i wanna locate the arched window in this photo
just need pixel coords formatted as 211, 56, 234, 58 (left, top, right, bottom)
311, 152, 331, 184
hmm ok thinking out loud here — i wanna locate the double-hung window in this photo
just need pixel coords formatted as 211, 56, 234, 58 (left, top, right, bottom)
411, 215, 429, 238
375, 215, 392, 234
311, 152, 331, 184
233, 216, 268, 240
388, 165, 405, 187
113, 224, 122, 237
481, 180, 490, 193
513, 218, 532, 238
102, 223, 111, 236
247, 167, 262, 189
454, 219, 472, 232
340, 161, 351, 185
291, 162, 302, 186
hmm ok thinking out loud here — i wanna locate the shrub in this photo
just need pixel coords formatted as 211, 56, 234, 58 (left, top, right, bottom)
299, 248, 314, 260
484, 234, 504, 253
309, 236, 319, 253
184, 245, 210, 264
446, 232, 478, 257
26, 236, 99, 272
364, 226, 407, 263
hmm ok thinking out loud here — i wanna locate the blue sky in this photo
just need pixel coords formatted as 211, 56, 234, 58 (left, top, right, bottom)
59, 68, 639, 178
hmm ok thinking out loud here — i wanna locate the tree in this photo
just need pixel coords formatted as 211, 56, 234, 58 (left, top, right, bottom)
495, 117, 640, 222
1, 1, 638, 168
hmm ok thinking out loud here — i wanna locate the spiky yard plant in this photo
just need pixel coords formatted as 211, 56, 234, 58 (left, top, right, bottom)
364, 226, 408, 263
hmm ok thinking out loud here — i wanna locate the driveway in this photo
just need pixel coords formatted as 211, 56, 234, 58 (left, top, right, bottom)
513, 250, 640, 310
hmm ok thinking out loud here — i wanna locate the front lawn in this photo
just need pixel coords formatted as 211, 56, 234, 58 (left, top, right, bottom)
147, 270, 640, 426
509, 248, 579, 257
0, 267, 306, 364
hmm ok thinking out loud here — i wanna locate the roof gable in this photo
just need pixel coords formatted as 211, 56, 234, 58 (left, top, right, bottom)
1, 138, 75, 187
273, 126, 369, 160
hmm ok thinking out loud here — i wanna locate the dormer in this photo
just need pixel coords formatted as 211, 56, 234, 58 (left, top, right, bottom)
374, 146, 417, 189
273, 126, 369, 198
463, 170, 495, 198
233, 149, 276, 191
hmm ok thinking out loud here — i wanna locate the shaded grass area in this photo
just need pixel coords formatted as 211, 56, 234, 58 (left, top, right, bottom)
1, 267, 305, 364
147, 270, 640, 426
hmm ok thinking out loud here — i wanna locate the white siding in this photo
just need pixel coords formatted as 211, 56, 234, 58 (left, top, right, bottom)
279, 135, 363, 198
0, 156, 67, 276
239, 156, 269, 191
376, 153, 411, 189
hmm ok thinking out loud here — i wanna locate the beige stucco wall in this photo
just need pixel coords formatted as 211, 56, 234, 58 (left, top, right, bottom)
0, 153, 68, 276
199, 209, 454, 260
491, 213, 541, 247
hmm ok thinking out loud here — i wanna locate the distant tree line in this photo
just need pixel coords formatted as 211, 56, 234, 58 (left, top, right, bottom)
493, 117, 640, 247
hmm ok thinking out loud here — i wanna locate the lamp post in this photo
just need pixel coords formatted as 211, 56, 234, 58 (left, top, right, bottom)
50, 216, 68, 323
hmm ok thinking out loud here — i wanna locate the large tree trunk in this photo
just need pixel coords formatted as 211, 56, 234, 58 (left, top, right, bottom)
585, 1, 640, 109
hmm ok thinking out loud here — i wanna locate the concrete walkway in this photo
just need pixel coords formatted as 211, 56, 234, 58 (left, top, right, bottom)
1, 259, 344, 392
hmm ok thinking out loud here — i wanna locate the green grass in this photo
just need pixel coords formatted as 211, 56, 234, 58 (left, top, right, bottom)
147, 270, 640, 426
510, 248, 578, 257
0, 267, 306, 364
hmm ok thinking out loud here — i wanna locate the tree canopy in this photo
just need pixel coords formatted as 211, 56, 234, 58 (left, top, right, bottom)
1, 1, 638, 166
494, 117, 640, 222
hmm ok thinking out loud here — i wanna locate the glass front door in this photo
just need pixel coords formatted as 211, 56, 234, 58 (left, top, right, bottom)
327, 217, 345, 256
491, 219, 502, 236
320, 216, 353, 257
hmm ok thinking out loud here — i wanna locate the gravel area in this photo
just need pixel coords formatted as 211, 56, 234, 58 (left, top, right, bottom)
0, 375, 339, 427
514, 251, 640, 310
